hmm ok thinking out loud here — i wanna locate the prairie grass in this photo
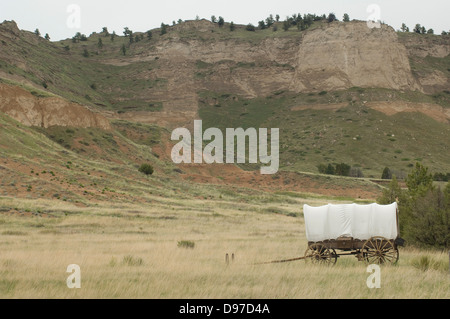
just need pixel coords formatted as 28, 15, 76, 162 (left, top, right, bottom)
0, 196, 448, 299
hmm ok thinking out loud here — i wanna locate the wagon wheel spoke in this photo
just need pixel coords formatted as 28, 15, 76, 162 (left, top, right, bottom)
362, 237, 398, 265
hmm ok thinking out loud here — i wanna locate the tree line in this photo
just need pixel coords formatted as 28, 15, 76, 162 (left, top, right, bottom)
400, 23, 449, 35
317, 162, 364, 178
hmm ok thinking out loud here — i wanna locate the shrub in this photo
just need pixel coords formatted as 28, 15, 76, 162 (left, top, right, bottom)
335, 163, 350, 176
138, 163, 154, 175
177, 240, 195, 249
325, 164, 335, 175
246, 24, 255, 31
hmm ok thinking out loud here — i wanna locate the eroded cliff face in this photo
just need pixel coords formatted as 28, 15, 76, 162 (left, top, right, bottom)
289, 22, 422, 92
0, 84, 111, 129
116, 20, 424, 112
0, 19, 447, 127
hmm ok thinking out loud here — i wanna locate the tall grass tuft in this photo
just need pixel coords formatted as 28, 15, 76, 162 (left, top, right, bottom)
122, 255, 144, 266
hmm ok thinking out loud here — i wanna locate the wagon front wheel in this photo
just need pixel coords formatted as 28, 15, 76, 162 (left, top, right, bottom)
362, 236, 399, 265
304, 243, 337, 265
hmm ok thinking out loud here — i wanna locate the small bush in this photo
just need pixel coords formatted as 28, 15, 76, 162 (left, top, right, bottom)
412, 255, 447, 272
246, 24, 255, 31
177, 240, 195, 249
138, 163, 154, 175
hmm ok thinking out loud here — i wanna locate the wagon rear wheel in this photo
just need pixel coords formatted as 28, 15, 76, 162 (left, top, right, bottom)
362, 236, 399, 265
304, 243, 337, 265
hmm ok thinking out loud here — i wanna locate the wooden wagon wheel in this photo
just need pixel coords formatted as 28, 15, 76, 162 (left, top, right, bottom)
362, 236, 399, 265
304, 243, 337, 265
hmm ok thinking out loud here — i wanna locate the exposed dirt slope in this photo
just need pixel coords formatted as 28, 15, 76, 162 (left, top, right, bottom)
0, 84, 111, 129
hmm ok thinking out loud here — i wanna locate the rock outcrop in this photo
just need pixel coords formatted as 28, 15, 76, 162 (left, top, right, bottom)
0, 84, 111, 129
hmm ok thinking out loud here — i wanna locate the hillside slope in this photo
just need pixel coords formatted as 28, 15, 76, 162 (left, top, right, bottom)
0, 18, 449, 192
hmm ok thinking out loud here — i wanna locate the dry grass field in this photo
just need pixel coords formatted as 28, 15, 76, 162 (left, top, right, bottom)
0, 195, 448, 299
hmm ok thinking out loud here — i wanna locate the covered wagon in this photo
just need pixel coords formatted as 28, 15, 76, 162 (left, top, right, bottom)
303, 202, 404, 265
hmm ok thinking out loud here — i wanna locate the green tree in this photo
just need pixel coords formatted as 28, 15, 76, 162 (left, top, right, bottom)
317, 163, 327, 174
381, 167, 392, 179
211, 15, 217, 23
44, 33, 50, 40
297, 20, 306, 31
97, 38, 103, 49
427, 28, 434, 34
102, 27, 109, 36
82, 48, 89, 58
123, 27, 132, 37
414, 24, 421, 33
218, 16, 224, 27
378, 175, 406, 205
121, 44, 126, 56
265, 14, 274, 27
34, 28, 40, 36
327, 13, 336, 23
378, 164, 450, 249
110, 31, 116, 42
258, 20, 266, 29
405, 162, 434, 198
72, 32, 81, 43
406, 185, 450, 248
229, 22, 235, 31
282, 20, 290, 31
146, 30, 152, 40
401, 23, 408, 32
160, 23, 167, 35
325, 164, 335, 175
343, 13, 350, 22
335, 163, 351, 176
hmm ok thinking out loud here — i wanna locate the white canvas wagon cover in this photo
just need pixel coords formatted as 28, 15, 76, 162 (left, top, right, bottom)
303, 203, 398, 242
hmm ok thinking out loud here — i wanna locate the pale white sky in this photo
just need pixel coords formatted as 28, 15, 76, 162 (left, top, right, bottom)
1, 0, 449, 40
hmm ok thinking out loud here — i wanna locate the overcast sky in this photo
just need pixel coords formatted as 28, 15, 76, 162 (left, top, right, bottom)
1, 0, 449, 40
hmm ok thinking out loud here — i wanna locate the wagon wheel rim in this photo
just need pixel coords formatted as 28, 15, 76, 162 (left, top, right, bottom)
304, 243, 337, 265
362, 236, 399, 265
